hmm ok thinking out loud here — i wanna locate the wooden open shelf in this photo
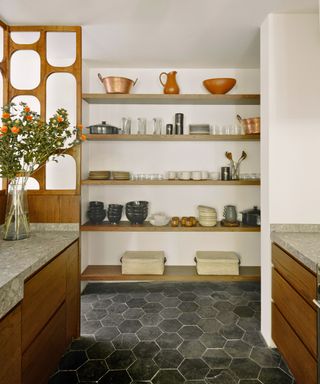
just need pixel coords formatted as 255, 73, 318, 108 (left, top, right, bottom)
82, 179, 260, 186
86, 134, 260, 141
82, 93, 260, 105
81, 265, 261, 282
81, 221, 261, 232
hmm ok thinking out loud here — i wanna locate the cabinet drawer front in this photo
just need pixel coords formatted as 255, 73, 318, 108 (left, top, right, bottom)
272, 268, 317, 357
272, 303, 317, 384
272, 243, 316, 305
0, 305, 21, 384
22, 303, 66, 384
22, 250, 66, 351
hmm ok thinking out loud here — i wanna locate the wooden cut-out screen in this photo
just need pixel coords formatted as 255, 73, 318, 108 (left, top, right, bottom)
0, 21, 82, 223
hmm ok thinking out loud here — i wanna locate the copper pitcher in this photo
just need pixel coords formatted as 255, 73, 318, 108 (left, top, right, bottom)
159, 71, 180, 94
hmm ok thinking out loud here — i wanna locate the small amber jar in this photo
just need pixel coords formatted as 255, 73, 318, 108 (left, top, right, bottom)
171, 217, 180, 227
181, 216, 187, 226
189, 216, 197, 226
185, 218, 193, 227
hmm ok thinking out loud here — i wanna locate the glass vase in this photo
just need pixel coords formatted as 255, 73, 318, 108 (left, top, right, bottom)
3, 178, 30, 240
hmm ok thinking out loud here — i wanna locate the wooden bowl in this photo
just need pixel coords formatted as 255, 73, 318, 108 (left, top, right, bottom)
203, 78, 236, 94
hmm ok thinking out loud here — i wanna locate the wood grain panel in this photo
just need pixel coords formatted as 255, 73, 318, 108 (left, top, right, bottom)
66, 241, 80, 343
22, 303, 66, 384
272, 243, 316, 305
59, 195, 80, 223
272, 303, 317, 384
22, 251, 66, 351
81, 265, 261, 282
272, 268, 317, 358
0, 305, 21, 384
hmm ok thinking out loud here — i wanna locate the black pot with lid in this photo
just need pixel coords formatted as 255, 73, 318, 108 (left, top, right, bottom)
87, 121, 120, 134
241, 206, 261, 226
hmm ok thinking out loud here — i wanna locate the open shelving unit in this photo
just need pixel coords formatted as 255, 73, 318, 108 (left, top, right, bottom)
81, 221, 260, 232
81, 265, 260, 282
82, 91, 261, 281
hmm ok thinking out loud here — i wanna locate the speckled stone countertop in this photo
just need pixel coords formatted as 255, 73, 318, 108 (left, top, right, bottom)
0, 229, 79, 320
271, 231, 320, 273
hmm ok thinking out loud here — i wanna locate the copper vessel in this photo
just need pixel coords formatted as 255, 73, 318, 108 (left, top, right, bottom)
237, 115, 260, 134
159, 71, 180, 94
98, 73, 137, 94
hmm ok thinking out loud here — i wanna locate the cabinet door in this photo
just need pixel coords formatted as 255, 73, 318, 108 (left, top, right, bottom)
66, 240, 80, 344
0, 305, 21, 384
22, 250, 66, 351
22, 303, 66, 384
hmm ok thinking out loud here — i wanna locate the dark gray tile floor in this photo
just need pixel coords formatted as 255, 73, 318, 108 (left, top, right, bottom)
49, 281, 295, 384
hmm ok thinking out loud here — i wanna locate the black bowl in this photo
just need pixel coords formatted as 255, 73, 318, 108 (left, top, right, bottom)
126, 201, 148, 208
125, 210, 148, 224
108, 204, 123, 209
107, 212, 122, 225
89, 201, 104, 208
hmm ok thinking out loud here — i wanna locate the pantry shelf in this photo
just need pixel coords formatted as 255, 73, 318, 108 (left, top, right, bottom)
80, 221, 261, 232
82, 93, 260, 105
86, 134, 260, 141
81, 265, 261, 282
81, 179, 260, 186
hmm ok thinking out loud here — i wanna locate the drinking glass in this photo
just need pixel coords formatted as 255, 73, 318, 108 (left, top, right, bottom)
137, 118, 147, 135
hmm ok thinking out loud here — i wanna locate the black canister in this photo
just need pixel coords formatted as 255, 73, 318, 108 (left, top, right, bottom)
166, 124, 173, 135
221, 166, 231, 181
175, 113, 184, 135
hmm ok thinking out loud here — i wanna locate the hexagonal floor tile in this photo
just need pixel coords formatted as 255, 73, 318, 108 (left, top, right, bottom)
99, 370, 132, 384
161, 297, 182, 308
143, 302, 164, 313
85, 308, 107, 320
178, 340, 206, 358
206, 371, 237, 384
178, 292, 197, 301
238, 317, 260, 331
123, 308, 144, 320
178, 358, 209, 380
224, 340, 252, 358
48, 371, 78, 384
220, 324, 244, 340
156, 332, 183, 349
87, 341, 114, 359
154, 349, 184, 368
202, 349, 232, 369
163, 287, 180, 297
178, 312, 201, 325
178, 302, 199, 313
250, 347, 281, 368
128, 358, 159, 381
197, 306, 218, 319
146, 292, 165, 302
229, 358, 261, 379
127, 298, 147, 308
152, 369, 185, 384
242, 331, 267, 347
259, 367, 293, 384
140, 313, 163, 326
214, 301, 234, 312
106, 350, 136, 369
95, 326, 120, 341
159, 319, 182, 332
59, 350, 87, 370
137, 326, 162, 341
160, 307, 182, 319
133, 341, 160, 359
193, 286, 213, 296
198, 318, 221, 333
69, 336, 95, 351
200, 333, 226, 348
112, 333, 139, 350
81, 320, 102, 335
216, 311, 239, 326
195, 296, 215, 307
112, 293, 132, 303
233, 306, 254, 318
101, 313, 124, 327
107, 302, 128, 314
77, 360, 107, 382
118, 319, 142, 333
178, 325, 203, 340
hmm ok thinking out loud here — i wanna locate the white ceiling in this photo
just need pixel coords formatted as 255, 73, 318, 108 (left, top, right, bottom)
0, 0, 318, 68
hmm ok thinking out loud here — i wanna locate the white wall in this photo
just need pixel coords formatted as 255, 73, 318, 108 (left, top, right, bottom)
82, 67, 261, 266
261, 13, 320, 345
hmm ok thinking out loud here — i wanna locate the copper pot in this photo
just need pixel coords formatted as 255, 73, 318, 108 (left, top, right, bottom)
98, 73, 138, 94
237, 115, 260, 134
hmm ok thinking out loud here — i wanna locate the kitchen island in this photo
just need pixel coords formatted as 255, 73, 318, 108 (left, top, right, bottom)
0, 225, 80, 384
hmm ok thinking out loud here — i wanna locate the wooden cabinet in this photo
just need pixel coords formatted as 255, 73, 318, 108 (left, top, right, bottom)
0, 305, 21, 384
272, 243, 317, 384
0, 239, 80, 384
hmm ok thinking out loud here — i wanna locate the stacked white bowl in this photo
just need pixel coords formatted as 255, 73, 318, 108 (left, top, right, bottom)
198, 205, 217, 227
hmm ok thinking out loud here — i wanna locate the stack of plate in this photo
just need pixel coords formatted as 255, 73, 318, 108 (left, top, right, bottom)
112, 171, 131, 180
88, 170, 111, 180
189, 124, 210, 135
198, 205, 217, 227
